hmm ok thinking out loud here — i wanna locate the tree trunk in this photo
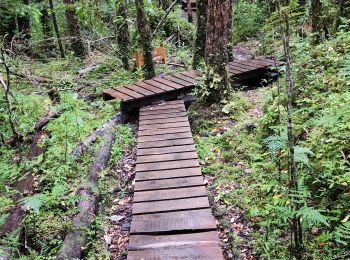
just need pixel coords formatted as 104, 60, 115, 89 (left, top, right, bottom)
192, 0, 208, 69
116, 4, 131, 70
311, 0, 322, 45
161, 0, 171, 10
38, 0, 55, 52
135, 0, 155, 79
57, 125, 116, 260
187, 0, 193, 23
49, 0, 65, 58
17, 0, 31, 55
204, 0, 232, 101
277, 0, 303, 258
63, 0, 86, 57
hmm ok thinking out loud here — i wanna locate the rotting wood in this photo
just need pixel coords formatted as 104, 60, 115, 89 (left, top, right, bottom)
57, 123, 116, 260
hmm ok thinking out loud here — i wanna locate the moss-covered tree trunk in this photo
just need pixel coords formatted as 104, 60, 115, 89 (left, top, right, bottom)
116, 4, 131, 70
187, 0, 193, 23
311, 0, 322, 45
205, 0, 232, 101
63, 0, 86, 57
135, 0, 155, 79
49, 0, 65, 58
192, 0, 208, 69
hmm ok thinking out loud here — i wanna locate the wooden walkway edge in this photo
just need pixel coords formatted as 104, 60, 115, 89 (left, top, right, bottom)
128, 100, 224, 260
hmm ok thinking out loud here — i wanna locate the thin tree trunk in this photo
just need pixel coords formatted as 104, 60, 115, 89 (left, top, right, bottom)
192, 0, 208, 69
116, 4, 131, 70
187, 0, 193, 23
311, 0, 322, 45
135, 0, 155, 79
205, 0, 232, 101
63, 0, 86, 57
49, 0, 65, 58
17, 0, 31, 55
277, 0, 303, 258
161, 0, 171, 10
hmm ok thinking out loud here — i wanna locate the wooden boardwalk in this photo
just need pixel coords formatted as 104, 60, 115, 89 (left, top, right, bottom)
128, 100, 223, 260
103, 58, 277, 111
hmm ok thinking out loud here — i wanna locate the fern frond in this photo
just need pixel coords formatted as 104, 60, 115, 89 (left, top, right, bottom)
334, 222, 350, 245
19, 194, 46, 213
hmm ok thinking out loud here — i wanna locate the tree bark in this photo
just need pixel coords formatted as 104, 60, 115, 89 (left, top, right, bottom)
49, 0, 65, 58
187, 0, 193, 23
56, 126, 116, 260
192, 0, 208, 69
204, 0, 232, 101
311, 0, 322, 45
17, 0, 31, 55
135, 0, 155, 79
116, 4, 131, 70
277, 0, 303, 258
63, 0, 86, 57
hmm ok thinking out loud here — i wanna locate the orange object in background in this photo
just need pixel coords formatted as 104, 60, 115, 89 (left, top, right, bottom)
135, 43, 166, 79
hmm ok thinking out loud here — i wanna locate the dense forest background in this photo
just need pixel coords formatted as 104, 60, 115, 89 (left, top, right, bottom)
1, 0, 350, 259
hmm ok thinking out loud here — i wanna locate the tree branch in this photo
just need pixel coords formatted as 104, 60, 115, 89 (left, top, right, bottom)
152, 0, 179, 39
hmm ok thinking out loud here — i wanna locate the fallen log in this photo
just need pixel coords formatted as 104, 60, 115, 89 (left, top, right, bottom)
34, 108, 67, 131
57, 123, 116, 260
71, 113, 122, 157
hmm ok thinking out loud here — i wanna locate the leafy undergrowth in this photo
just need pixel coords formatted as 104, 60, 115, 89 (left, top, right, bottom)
189, 30, 350, 260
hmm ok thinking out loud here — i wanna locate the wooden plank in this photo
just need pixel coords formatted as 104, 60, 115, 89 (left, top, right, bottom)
135, 167, 201, 181
137, 138, 194, 149
137, 144, 196, 156
139, 111, 187, 120
235, 60, 265, 69
140, 116, 188, 126
163, 75, 193, 87
139, 107, 186, 116
140, 103, 185, 112
144, 79, 175, 91
139, 121, 190, 131
129, 231, 219, 250
124, 84, 155, 96
233, 62, 261, 71
139, 126, 191, 137
180, 71, 200, 80
114, 87, 144, 99
133, 208, 212, 221
134, 186, 207, 202
228, 63, 250, 72
137, 151, 198, 164
103, 88, 133, 101
153, 77, 186, 90
173, 73, 196, 84
134, 82, 164, 94
132, 197, 210, 214
134, 176, 203, 191
127, 244, 223, 260
130, 215, 216, 234
136, 159, 199, 172
137, 132, 192, 143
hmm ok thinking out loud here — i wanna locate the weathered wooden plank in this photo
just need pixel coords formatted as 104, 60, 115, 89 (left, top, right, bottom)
135, 167, 201, 181
134, 82, 164, 94
129, 231, 219, 250
137, 151, 198, 164
137, 138, 194, 149
134, 186, 207, 202
114, 87, 144, 99
139, 111, 187, 121
138, 126, 191, 137
228, 63, 250, 72
127, 244, 223, 260
140, 103, 184, 112
153, 77, 185, 90
139, 121, 190, 131
180, 71, 200, 80
233, 62, 261, 71
136, 158, 199, 172
134, 176, 203, 191
140, 116, 188, 126
137, 144, 196, 156
130, 215, 216, 234
124, 84, 155, 96
144, 79, 175, 91
137, 131, 192, 143
133, 197, 210, 214
163, 75, 193, 87
173, 73, 196, 84
103, 89, 133, 101
139, 107, 186, 116
235, 60, 265, 69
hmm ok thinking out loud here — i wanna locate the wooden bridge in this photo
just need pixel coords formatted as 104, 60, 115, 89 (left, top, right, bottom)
103, 58, 279, 259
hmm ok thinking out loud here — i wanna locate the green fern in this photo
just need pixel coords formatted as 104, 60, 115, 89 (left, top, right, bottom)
19, 194, 47, 213
297, 206, 330, 228
334, 222, 350, 245
263, 134, 287, 153
294, 146, 314, 166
